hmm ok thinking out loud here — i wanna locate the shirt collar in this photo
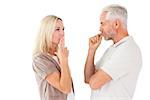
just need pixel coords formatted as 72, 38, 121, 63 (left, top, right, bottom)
113, 36, 132, 48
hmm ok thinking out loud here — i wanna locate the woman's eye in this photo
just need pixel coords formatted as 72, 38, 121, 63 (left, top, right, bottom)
55, 27, 64, 31
55, 29, 60, 31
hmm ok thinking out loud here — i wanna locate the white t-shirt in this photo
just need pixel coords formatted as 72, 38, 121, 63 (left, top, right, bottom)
91, 36, 142, 100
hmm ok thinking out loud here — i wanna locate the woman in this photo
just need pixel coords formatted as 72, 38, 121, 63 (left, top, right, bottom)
32, 15, 74, 100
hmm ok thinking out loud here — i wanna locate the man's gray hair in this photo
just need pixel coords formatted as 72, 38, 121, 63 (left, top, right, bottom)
102, 4, 128, 29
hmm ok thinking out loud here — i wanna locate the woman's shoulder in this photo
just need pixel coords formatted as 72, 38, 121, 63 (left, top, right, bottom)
33, 53, 53, 61
33, 53, 60, 69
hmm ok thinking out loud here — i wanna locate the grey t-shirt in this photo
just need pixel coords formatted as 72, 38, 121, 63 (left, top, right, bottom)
32, 53, 67, 100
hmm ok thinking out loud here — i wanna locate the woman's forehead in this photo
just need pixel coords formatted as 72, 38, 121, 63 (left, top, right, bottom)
55, 19, 64, 27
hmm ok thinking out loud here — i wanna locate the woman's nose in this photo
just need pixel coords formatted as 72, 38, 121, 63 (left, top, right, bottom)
60, 31, 64, 37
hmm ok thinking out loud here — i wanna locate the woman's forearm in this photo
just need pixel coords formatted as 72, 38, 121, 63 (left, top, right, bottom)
60, 60, 72, 93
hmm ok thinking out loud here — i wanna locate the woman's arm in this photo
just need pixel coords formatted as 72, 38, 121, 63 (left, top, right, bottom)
46, 39, 72, 94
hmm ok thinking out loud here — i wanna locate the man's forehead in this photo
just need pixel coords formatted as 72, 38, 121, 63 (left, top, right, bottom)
100, 12, 107, 21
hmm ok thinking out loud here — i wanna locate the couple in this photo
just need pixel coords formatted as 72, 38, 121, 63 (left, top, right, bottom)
32, 4, 142, 100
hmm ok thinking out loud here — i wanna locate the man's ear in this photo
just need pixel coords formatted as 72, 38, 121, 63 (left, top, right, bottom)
113, 19, 120, 29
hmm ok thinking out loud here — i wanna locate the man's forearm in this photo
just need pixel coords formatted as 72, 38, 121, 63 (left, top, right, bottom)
84, 49, 96, 83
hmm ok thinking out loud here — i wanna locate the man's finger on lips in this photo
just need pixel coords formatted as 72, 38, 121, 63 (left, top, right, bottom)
93, 37, 97, 43
94, 35, 97, 40
100, 36, 102, 40
97, 33, 101, 39
91, 38, 95, 43
100, 35, 103, 40
90, 38, 93, 42
95, 37, 98, 43
96, 35, 99, 42
98, 34, 101, 37
97, 34, 102, 40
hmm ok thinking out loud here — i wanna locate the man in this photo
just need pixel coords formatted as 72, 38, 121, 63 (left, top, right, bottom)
84, 4, 142, 100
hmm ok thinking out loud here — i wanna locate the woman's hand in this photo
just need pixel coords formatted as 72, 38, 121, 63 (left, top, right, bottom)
55, 38, 69, 67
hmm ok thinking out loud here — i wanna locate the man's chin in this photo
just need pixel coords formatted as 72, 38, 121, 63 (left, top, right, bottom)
104, 37, 111, 41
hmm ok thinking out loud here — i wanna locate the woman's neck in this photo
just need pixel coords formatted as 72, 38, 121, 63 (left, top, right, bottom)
49, 43, 58, 56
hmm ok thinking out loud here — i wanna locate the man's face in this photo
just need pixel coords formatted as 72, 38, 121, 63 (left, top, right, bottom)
100, 12, 116, 40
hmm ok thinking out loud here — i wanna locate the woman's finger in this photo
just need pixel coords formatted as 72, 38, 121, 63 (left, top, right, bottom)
54, 52, 58, 56
60, 37, 65, 48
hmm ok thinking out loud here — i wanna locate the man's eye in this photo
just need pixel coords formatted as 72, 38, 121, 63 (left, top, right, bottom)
63, 28, 65, 30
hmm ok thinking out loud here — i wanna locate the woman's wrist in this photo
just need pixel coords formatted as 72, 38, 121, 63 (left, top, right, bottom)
60, 59, 68, 67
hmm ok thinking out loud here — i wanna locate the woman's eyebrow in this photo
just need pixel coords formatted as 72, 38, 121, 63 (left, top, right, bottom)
55, 26, 60, 29
55, 26, 64, 29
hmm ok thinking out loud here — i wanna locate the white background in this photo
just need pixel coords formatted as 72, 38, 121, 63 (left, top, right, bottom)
0, 0, 149, 100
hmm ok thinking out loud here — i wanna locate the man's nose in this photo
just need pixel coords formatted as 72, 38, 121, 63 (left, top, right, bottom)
99, 27, 102, 32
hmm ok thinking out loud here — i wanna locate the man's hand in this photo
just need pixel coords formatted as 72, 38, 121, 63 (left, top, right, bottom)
89, 34, 102, 52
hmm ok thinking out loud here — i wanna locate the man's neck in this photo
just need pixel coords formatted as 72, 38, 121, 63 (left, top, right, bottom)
113, 30, 128, 44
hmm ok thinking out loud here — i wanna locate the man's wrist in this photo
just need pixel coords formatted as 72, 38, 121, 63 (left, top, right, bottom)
88, 48, 96, 54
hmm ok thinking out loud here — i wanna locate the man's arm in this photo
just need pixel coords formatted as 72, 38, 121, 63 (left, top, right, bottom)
89, 69, 112, 90
84, 34, 102, 83
84, 34, 112, 90
84, 49, 112, 89
84, 49, 96, 83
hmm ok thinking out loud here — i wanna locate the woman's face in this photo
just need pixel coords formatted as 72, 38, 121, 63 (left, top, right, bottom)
52, 19, 64, 45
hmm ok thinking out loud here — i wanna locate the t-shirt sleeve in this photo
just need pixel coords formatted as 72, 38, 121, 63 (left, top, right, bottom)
95, 48, 110, 70
95, 60, 101, 70
100, 51, 134, 81
32, 54, 58, 79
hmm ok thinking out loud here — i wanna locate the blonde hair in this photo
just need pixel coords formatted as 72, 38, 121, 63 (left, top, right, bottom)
33, 15, 62, 56
102, 4, 127, 29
